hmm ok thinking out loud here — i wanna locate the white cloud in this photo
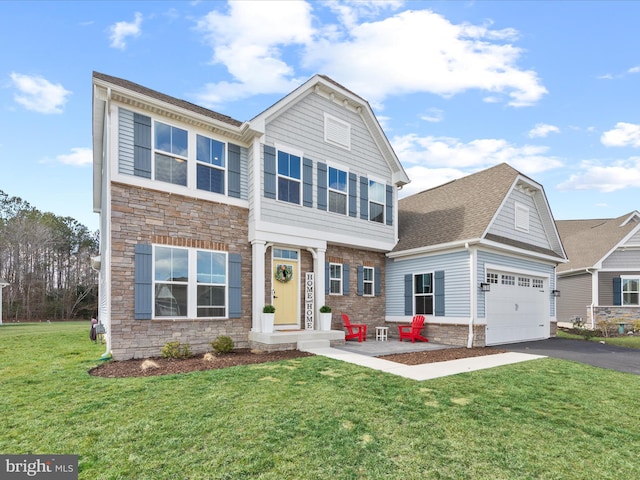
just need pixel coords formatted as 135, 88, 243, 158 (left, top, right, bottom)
109, 12, 142, 49
528, 123, 560, 138
557, 159, 640, 192
194, 1, 313, 105
601, 122, 640, 147
393, 133, 563, 196
420, 108, 444, 123
55, 147, 93, 166
628, 66, 640, 74
194, 3, 546, 108
10, 73, 71, 114
393, 133, 562, 170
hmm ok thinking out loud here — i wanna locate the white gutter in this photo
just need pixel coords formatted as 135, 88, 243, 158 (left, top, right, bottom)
466, 242, 475, 348
388, 238, 483, 260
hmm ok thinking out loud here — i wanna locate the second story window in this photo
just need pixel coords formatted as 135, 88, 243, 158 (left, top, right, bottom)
196, 134, 226, 194
369, 179, 385, 223
155, 121, 188, 186
328, 166, 347, 215
277, 150, 301, 204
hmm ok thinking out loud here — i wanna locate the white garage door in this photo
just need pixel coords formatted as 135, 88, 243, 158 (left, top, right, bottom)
485, 271, 549, 345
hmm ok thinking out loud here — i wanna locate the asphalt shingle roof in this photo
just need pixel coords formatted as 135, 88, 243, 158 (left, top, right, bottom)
394, 163, 520, 252
556, 213, 639, 272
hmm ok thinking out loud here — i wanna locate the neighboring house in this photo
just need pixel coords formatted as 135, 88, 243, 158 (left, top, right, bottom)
556, 211, 640, 328
386, 163, 567, 347
92, 72, 409, 359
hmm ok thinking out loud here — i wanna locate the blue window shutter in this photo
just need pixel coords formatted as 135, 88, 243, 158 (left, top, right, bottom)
303, 158, 313, 208
613, 277, 622, 306
385, 185, 393, 226
264, 145, 276, 199
348, 173, 357, 217
325, 262, 330, 295
229, 253, 242, 318
317, 162, 327, 211
360, 176, 368, 220
133, 113, 151, 178
228, 143, 241, 198
374, 267, 381, 296
357, 266, 364, 296
404, 274, 413, 315
343, 263, 350, 295
134, 244, 152, 320
435, 270, 445, 316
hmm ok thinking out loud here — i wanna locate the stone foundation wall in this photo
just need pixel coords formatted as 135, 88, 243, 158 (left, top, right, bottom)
385, 322, 487, 347
591, 306, 640, 331
109, 183, 252, 360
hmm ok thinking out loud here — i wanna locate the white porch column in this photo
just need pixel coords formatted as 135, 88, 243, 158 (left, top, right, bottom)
252, 240, 267, 332
315, 247, 326, 325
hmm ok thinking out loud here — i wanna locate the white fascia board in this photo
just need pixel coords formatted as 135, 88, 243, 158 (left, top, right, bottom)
594, 222, 640, 268
387, 239, 482, 260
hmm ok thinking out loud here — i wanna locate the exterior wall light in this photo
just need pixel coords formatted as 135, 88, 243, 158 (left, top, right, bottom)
480, 282, 491, 292
551, 289, 561, 297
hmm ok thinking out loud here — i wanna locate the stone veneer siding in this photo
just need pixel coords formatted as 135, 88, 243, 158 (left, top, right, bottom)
591, 306, 640, 331
109, 183, 252, 360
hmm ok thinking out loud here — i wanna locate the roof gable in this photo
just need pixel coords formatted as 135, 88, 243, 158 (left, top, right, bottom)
393, 163, 566, 261
557, 211, 640, 272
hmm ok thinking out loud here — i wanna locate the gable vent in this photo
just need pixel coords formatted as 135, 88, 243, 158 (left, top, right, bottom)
324, 113, 351, 150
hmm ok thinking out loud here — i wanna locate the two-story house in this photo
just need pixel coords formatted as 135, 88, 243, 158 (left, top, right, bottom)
92, 72, 409, 360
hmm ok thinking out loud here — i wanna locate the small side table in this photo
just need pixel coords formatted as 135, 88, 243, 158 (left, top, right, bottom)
376, 326, 389, 342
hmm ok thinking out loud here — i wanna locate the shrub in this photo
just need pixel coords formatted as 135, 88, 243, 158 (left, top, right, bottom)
571, 317, 595, 340
319, 305, 332, 313
633, 320, 640, 333
160, 341, 193, 359
263, 305, 275, 313
596, 319, 616, 338
211, 336, 234, 354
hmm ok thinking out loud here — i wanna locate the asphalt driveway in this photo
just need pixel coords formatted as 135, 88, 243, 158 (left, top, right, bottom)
506, 337, 640, 375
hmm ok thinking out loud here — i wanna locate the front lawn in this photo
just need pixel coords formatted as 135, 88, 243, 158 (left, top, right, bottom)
1, 322, 639, 479
558, 329, 640, 348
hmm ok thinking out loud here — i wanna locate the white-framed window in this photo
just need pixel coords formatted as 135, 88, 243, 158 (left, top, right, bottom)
324, 113, 351, 150
501, 274, 515, 286
328, 166, 348, 215
277, 149, 301, 204
487, 272, 499, 284
622, 276, 640, 305
363, 266, 374, 296
369, 179, 385, 223
515, 202, 530, 232
196, 134, 226, 194
153, 246, 227, 318
329, 263, 342, 295
154, 121, 188, 186
414, 273, 434, 315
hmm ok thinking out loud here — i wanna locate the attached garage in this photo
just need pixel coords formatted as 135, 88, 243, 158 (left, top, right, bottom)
485, 270, 549, 345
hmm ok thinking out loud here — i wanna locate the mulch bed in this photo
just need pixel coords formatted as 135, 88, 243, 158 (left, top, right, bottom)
378, 347, 507, 365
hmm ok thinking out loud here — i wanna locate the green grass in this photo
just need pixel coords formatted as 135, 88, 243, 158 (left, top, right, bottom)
2, 323, 640, 479
557, 329, 640, 348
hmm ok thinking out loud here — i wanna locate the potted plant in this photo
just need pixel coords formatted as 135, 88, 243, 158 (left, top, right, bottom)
262, 305, 276, 333
319, 305, 332, 331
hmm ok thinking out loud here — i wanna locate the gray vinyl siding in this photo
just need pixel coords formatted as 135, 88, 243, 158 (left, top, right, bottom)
238, 144, 249, 200
602, 249, 640, 269
477, 250, 556, 318
488, 189, 553, 251
626, 228, 640, 245
599, 270, 640, 305
118, 108, 135, 175
386, 251, 470, 317
557, 274, 592, 322
262, 92, 395, 245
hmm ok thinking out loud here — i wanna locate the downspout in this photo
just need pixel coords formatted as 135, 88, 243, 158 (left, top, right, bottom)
586, 268, 595, 329
466, 242, 475, 348
102, 87, 112, 358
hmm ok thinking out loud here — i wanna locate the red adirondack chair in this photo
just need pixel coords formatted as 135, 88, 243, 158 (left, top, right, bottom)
398, 315, 428, 343
341, 313, 367, 342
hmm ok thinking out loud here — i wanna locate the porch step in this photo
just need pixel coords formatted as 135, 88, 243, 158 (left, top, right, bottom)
298, 339, 331, 351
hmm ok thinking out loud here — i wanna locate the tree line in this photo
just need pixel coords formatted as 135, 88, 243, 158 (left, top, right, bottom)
0, 190, 99, 322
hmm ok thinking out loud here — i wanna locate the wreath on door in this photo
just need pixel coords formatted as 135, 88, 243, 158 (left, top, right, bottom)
275, 264, 293, 283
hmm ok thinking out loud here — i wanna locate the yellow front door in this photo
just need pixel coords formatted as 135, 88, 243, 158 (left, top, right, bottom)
273, 258, 299, 327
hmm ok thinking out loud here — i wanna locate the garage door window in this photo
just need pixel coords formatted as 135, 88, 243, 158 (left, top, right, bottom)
501, 274, 515, 286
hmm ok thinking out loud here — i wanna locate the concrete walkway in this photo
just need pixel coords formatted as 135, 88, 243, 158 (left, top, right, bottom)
301, 340, 545, 381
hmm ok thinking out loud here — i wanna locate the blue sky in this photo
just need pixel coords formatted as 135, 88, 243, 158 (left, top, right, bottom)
2, 0, 640, 232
